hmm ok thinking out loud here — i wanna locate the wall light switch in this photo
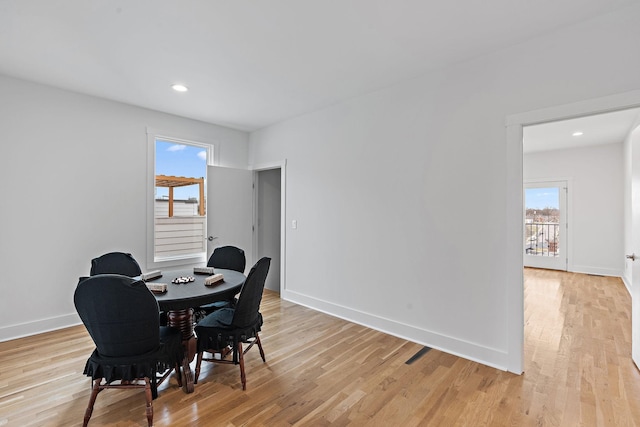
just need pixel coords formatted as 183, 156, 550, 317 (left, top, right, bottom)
292, 220, 297, 229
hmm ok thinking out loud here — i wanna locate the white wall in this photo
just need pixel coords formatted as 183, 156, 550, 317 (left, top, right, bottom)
524, 144, 624, 276
0, 75, 249, 341
249, 5, 640, 370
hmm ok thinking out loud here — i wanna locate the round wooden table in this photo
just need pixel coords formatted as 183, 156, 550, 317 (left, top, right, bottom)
150, 268, 245, 392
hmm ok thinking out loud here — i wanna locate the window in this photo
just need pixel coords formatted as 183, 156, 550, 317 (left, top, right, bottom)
147, 129, 214, 264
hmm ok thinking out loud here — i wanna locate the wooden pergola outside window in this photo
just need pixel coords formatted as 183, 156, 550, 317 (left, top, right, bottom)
155, 175, 205, 217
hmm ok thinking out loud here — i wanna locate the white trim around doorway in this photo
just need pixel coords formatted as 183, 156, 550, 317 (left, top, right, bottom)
250, 159, 287, 296
505, 89, 640, 375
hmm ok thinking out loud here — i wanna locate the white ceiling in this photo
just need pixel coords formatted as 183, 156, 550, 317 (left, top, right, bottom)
1, 1, 638, 131
523, 108, 640, 154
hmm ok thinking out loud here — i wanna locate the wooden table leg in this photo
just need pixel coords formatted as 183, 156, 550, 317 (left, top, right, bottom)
167, 308, 196, 393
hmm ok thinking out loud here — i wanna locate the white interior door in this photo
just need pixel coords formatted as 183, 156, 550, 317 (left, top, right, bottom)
630, 126, 640, 369
524, 181, 568, 271
207, 166, 254, 268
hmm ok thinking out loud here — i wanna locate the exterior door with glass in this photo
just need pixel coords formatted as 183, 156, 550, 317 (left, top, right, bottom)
524, 181, 568, 271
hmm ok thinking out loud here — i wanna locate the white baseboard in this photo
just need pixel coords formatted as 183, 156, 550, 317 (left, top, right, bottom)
570, 265, 623, 278
622, 274, 632, 295
0, 312, 81, 342
281, 289, 510, 372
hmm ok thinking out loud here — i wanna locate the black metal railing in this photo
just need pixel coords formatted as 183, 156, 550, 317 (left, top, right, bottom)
524, 222, 559, 257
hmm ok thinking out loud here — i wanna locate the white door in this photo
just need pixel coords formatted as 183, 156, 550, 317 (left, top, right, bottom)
207, 166, 254, 267
630, 125, 640, 369
524, 181, 568, 271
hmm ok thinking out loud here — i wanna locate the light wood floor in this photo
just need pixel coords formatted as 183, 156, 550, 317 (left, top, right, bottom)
2, 269, 640, 426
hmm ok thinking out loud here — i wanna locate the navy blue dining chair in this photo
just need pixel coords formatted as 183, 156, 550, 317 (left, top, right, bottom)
74, 274, 183, 426
194, 257, 270, 390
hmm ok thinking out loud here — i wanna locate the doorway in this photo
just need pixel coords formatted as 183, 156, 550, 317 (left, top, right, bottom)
256, 168, 282, 293
207, 161, 287, 295
506, 90, 640, 374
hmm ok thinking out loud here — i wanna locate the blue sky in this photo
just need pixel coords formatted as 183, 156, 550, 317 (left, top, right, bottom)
525, 187, 559, 209
155, 140, 207, 199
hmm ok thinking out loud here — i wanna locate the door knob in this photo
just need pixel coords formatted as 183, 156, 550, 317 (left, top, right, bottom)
627, 253, 636, 261
206, 236, 218, 242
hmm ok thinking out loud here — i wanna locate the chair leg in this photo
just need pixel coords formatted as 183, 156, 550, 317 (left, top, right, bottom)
144, 377, 154, 427
175, 362, 183, 387
83, 379, 102, 427
151, 373, 158, 400
194, 351, 203, 384
255, 333, 266, 362
237, 342, 246, 390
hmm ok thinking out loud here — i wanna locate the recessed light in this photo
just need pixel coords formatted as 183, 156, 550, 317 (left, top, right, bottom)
572, 131, 583, 137
171, 84, 188, 92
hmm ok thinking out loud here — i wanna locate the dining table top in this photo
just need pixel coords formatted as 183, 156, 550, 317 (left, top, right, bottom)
148, 267, 245, 311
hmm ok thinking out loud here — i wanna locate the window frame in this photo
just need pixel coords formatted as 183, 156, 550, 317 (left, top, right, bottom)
146, 128, 216, 269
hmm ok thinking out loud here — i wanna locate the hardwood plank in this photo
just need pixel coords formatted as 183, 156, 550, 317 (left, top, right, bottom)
2, 269, 640, 426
